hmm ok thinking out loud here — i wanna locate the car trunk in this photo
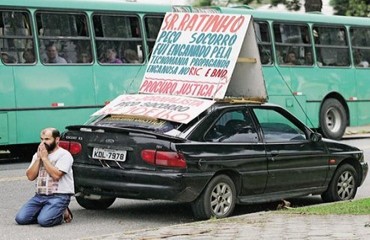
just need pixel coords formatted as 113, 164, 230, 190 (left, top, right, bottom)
62, 125, 186, 171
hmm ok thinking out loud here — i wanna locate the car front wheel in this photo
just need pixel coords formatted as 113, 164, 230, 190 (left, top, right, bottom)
76, 195, 116, 210
321, 164, 358, 202
191, 174, 236, 220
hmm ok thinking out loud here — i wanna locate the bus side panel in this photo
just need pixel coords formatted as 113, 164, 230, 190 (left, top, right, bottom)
291, 67, 354, 128
13, 65, 96, 144
0, 65, 15, 145
93, 65, 146, 104
355, 69, 370, 126
16, 108, 96, 144
263, 66, 310, 125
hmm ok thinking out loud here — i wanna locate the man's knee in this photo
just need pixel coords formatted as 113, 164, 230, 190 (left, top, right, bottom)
37, 215, 62, 227
15, 213, 33, 225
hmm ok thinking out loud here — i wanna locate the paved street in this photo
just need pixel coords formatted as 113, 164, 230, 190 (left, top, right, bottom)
1, 129, 370, 240
84, 212, 370, 240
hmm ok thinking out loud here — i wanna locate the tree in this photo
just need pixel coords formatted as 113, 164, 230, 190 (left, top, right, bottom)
346, 0, 370, 17
270, 0, 322, 12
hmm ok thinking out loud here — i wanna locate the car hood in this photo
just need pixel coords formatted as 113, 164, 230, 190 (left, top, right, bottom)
322, 138, 362, 153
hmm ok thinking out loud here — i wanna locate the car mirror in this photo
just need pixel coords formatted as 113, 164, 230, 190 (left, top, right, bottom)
310, 132, 322, 142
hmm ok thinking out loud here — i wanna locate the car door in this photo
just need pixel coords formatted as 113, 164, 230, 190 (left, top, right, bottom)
182, 106, 268, 196
251, 106, 329, 194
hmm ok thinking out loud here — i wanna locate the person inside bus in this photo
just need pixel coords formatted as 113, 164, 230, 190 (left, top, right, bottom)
354, 51, 369, 67
15, 128, 74, 227
44, 43, 67, 64
123, 49, 140, 63
23, 49, 35, 64
304, 51, 313, 65
78, 52, 92, 63
284, 51, 299, 65
101, 48, 122, 64
1, 52, 15, 64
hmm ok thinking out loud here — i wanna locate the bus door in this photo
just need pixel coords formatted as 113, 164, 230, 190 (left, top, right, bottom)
351, 27, 370, 126
0, 62, 15, 145
271, 22, 312, 125
354, 67, 370, 126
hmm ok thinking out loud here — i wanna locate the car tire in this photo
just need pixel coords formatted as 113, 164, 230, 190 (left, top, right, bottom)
321, 164, 358, 202
76, 196, 116, 210
191, 174, 236, 220
319, 98, 347, 140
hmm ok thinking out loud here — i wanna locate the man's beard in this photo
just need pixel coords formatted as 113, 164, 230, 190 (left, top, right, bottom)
45, 140, 57, 152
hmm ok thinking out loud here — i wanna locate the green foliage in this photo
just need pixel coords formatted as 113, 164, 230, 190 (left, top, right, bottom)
330, 0, 349, 15
284, 198, 370, 215
193, 0, 260, 7
346, 0, 370, 17
271, 0, 302, 11
193, 0, 369, 17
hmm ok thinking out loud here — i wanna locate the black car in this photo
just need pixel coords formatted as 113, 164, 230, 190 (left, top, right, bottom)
60, 102, 368, 219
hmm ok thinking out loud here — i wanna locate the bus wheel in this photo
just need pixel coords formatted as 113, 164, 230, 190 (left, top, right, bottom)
320, 98, 347, 140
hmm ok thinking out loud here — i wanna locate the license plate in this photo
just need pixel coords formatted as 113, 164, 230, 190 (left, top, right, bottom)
92, 147, 127, 162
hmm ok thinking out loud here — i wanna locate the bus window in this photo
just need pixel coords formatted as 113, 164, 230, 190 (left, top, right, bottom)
0, 10, 34, 64
144, 15, 164, 59
93, 14, 143, 64
36, 11, 92, 64
313, 25, 349, 67
254, 21, 273, 65
350, 27, 370, 68
273, 23, 313, 66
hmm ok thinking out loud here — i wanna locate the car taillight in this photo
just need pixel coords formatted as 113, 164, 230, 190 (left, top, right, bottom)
141, 149, 187, 169
59, 140, 82, 155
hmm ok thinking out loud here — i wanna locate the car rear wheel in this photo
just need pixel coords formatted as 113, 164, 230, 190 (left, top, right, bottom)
191, 174, 236, 219
321, 164, 358, 202
319, 98, 347, 140
76, 195, 116, 210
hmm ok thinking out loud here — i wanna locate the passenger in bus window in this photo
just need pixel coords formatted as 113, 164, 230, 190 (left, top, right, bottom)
44, 43, 67, 64
354, 51, 369, 67
102, 48, 122, 64
23, 49, 35, 64
304, 51, 313, 65
78, 52, 92, 63
124, 49, 140, 63
284, 51, 299, 65
1, 52, 15, 64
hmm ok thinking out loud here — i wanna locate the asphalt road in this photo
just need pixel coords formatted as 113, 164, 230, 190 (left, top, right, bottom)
1, 136, 369, 240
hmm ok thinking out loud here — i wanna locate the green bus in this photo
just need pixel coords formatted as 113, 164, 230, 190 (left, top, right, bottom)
0, 0, 168, 159
1, 0, 370, 159
219, 6, 370, 140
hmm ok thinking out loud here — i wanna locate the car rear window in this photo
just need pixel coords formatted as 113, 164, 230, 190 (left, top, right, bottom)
94, 115, 179, 133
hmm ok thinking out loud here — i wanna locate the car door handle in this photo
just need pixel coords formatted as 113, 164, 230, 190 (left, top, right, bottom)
267, 150, 279, 162
270, 150, 279, 156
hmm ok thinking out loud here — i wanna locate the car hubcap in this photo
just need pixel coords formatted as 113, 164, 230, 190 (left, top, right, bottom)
210, 182, 233, 216
325, 107, 341, 133
337, 171, 355, 200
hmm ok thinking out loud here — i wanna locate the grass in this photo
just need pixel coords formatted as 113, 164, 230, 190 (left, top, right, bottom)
282, 198, 370, 215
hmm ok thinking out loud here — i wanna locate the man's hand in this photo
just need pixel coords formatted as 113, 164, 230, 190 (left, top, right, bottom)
38, 142, 49, 161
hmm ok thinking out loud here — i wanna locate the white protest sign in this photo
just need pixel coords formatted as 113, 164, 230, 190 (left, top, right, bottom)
139, 12, 250, 99
92, 94, 215, 124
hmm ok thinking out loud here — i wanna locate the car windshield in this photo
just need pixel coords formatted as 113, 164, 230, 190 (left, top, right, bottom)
93, 115, 180, 134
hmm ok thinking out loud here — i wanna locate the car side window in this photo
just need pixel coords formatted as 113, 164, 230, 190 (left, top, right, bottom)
204, 110, 258, 143
253, 108, 306, 142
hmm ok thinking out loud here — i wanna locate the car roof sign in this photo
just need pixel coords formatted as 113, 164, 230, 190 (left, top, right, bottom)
92, 94, 215, 124
139, 12, 267, 101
